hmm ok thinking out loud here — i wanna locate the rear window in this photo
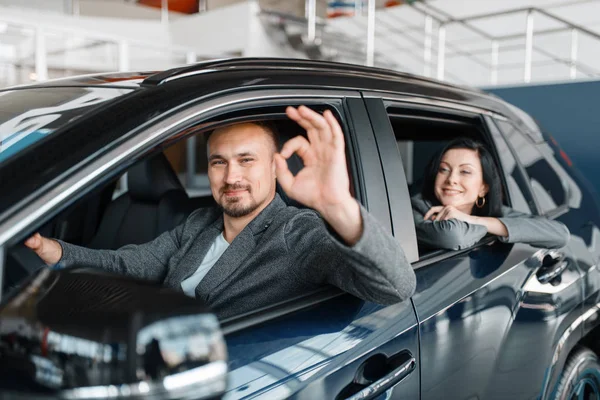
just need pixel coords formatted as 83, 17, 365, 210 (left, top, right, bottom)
0, 87, 133, 163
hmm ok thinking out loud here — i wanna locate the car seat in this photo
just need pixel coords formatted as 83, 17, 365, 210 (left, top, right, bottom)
87, 153, 193, 250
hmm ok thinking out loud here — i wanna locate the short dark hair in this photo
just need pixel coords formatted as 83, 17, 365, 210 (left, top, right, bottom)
253, 120, 280, 152
421, 137, 504, 217
207, 120, 280, 153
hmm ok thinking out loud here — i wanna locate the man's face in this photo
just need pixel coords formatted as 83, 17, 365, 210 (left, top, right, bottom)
207, 123, 277, 218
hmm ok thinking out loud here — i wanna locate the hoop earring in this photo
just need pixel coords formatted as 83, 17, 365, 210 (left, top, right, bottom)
476, 196, 486, 208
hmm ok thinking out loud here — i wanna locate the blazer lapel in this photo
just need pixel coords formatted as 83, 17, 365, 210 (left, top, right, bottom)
166, 216, 224, 288
196, 194, 287, 300
196, 227, 256, 300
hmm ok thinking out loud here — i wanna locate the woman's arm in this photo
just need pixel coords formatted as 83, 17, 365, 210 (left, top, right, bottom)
496, 207, 570, 249
466, 215, 508, 237
414, 207, 488, 250
422, 203, 569, 249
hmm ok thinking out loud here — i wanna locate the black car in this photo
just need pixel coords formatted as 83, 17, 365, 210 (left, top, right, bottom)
1, 58, 599, 400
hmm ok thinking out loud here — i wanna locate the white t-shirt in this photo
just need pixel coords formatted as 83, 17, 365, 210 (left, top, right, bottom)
180, 233, 230, 298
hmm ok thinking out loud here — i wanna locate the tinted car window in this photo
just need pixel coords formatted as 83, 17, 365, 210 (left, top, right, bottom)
0, 87, 133, 164
495, 119, 566, 214
488, 120, 534, 214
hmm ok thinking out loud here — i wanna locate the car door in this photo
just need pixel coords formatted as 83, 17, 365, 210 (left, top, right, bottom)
363, 94, 583, 400
219, 94, 420, 400
490, 116, 600, 398
0, 85, 419, 400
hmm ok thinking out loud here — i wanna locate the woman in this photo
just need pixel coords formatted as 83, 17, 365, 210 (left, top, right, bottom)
412, 137, 570, 251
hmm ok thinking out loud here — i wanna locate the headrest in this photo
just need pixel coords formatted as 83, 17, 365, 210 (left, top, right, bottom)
128, 153, 185, 202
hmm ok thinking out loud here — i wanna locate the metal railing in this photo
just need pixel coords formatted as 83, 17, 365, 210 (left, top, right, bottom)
0, 17, 221, 88
263, 0, 600, 86
411, 2, 600, 84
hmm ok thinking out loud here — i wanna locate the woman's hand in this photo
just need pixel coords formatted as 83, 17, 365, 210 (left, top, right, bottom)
424, 205, 476, 224
423, 206, 509, 237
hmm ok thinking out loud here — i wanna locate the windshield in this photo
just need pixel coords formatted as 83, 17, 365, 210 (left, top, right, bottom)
0, 86, 133, 164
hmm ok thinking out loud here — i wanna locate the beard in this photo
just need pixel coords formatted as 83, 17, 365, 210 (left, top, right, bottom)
217, 184, 260, 218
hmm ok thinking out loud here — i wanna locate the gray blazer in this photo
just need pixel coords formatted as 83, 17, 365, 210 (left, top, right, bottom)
411, 194, 570, 251
58, 194, 416, 319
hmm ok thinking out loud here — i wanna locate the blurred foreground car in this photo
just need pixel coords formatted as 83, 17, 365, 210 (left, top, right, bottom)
1, 59, 600, 400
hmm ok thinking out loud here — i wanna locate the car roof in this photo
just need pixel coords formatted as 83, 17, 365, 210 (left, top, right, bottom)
3, 57, 515, 118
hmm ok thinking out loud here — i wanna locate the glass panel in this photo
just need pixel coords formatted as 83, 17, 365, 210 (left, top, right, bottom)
496, 119, 566, 213
488, 120, 533, 214
0, 87, 133, 163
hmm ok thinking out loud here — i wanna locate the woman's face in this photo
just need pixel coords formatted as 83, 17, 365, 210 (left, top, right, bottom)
434, 148, 489, 214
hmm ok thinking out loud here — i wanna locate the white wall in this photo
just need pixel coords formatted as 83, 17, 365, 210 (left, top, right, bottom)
78, 0, 173, 20
168, 1, 295, 57
0, 5, 169, 44
0, 0, 64, 13
169, 2, 249, 55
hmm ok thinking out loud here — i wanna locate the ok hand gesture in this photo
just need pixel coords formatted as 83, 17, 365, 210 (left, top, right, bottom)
274, 106, 362, 244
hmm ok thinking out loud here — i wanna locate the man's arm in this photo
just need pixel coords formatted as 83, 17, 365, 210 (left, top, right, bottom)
285, 208, 416, 304
276, 106, 416, 303
25, 217, 187, 282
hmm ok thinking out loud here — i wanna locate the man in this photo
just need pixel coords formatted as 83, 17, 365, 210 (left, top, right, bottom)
25, 106, 416, 319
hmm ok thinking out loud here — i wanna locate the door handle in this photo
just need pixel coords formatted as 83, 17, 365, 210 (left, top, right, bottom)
537, 250, 569, 284
338, 351, 416, 400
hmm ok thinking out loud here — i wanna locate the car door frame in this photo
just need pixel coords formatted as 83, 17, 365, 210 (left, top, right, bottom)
362, 91, 586, 400
487, 115, 591, 400
209, 92, 420, 400
0, 86, 422, 400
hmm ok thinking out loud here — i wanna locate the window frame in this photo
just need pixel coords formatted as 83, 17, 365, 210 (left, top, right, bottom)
0, 89, 369, 247
0, 88, 393, 328
486, 115, 540, 215
363, 92, 516, 267
492, 117, 570, 218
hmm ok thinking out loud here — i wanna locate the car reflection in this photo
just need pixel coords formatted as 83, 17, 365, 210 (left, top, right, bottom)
0, 267, 225, 395
224, 297, 417, 400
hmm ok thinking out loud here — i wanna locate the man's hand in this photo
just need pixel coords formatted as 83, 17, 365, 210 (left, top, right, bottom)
275, 106, 363, 245
24, 233, 62, 266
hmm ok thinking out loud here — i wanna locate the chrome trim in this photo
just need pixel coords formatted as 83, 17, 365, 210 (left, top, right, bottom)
345, 357, 416, 400
0, 89, 360, 247
60, 360, 227, 400
159, 68, 220, 84
0, 246, 4, 300
362, 91, 509, 120
157, 63, 457, 90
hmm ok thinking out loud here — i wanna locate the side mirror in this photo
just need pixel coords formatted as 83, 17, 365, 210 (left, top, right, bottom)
60, 313, 227, 400
0, 269, 228, 400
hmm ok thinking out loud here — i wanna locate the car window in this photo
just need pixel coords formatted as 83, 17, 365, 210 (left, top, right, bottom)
0, 87, 133, 164
486, 118, 534, 214
1, 102, 360, 314
384, 105, 510, 258
495, 119, 567, 214
386, 109, 490, 199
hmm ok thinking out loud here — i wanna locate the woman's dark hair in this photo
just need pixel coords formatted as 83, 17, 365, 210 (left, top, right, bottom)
421, 137, 504, 217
